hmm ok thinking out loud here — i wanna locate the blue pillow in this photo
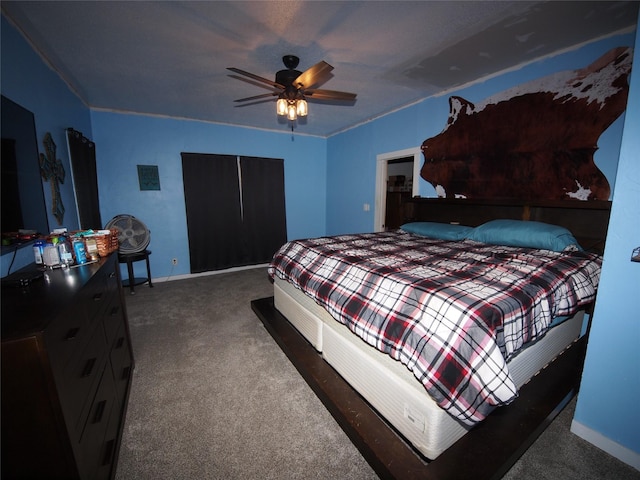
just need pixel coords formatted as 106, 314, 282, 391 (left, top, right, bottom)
467, 219, 581, 252
401, 222, 473, 241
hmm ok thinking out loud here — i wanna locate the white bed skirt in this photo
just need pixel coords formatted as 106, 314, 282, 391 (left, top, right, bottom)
273, 277, 584, 459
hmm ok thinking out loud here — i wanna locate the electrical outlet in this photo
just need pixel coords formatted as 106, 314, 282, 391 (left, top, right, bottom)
171, 258, 178, 265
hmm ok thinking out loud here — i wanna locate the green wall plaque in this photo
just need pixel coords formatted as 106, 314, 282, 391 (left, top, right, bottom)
137, 164, 160, 191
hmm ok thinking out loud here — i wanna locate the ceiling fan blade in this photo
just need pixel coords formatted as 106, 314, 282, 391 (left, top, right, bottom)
234, 98, 277, 108
294, 61, 334, 89
305, 88, 357, 101
227, 67, 284, 89
228, 75, 283, 94
234, 92, 279, 103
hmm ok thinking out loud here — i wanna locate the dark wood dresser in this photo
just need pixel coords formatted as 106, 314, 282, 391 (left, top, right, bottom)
1, 254, 134, 479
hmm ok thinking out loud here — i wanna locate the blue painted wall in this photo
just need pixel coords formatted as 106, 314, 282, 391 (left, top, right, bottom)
572, 20, 640, 467
89, 111, 326, 279
1, 11, 638, 467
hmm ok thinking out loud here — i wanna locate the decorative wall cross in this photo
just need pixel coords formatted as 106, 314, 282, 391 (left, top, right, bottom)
39, 132, 65, 225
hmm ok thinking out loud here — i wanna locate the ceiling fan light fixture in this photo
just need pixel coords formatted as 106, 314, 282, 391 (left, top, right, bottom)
277, 92, 306, 120
231, 55, 355, 126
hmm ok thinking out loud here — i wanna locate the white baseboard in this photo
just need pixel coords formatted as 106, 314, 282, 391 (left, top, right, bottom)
571, 419, 640, 471
152, 263, 269, 284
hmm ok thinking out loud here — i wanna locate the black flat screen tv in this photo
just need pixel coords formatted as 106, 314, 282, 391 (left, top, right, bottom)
1, 95, 49, 238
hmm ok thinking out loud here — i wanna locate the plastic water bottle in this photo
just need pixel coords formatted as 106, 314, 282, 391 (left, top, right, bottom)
58, 237, 74, 267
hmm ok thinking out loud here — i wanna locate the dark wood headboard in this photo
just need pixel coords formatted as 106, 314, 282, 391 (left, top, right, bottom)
404, 198, 611, 254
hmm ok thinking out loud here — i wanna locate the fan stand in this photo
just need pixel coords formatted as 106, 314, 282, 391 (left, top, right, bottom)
118, 249, 153, 294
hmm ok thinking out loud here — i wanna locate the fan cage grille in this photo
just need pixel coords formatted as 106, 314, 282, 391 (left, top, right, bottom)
104, 215, 151, 254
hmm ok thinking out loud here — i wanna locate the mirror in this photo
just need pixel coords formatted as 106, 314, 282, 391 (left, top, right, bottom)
1, 95, 50, 242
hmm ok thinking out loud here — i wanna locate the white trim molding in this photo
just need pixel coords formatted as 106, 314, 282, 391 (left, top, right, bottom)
571, 420, 640, 471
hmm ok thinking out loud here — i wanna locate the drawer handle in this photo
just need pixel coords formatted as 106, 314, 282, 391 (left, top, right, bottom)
65, 327, 80, 340
115, 337, 125, 349
102, 439, 116, 466
81, 357, 97, 377
93, 399, 107, 424
93, 292, 103, 301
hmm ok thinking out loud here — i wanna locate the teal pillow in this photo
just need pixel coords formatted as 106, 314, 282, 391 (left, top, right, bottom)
401, 222, 473, 241
468, 219, 581, 252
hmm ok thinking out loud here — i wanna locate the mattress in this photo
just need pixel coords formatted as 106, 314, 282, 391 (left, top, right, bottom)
274, 276, 583, 459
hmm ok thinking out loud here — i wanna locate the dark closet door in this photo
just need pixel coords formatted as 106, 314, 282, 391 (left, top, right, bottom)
182, 153, 244, 273
239, 156, 287, 264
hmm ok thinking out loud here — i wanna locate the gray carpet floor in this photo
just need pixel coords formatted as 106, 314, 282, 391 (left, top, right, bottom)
115, 267, 639, 479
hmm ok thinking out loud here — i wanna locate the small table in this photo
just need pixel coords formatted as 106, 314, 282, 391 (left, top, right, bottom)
118, 250, 153, 294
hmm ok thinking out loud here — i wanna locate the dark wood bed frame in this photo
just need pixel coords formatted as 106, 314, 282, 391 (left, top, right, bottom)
251, 198, 611, 480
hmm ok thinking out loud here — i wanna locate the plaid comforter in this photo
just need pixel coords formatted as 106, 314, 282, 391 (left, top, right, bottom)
268, 231, 602, 425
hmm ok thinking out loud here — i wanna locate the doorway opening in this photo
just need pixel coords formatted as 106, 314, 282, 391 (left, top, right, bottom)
374, 147, 421, 231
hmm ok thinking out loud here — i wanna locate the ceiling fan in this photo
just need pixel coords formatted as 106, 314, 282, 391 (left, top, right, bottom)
227, 55, 357, 121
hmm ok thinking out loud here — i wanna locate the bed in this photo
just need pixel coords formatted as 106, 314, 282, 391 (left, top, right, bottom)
254, 198, 610, 478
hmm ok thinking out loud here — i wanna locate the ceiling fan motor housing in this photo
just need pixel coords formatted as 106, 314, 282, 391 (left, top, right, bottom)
277, 54, 303, 96
276, 68, 302, 88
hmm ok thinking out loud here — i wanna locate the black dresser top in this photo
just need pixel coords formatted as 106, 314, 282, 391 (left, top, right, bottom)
1, 256, 112, 339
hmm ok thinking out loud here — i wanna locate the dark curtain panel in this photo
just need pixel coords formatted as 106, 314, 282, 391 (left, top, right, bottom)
240, 156, 287, 264
182, 153, 287, 273
66, 128, 102, 229
181, 153, 243, 273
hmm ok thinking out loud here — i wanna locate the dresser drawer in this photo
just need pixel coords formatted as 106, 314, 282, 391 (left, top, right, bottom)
77, 368, 118, 479
59, 322, 109, 436
94, 391, 124, 480
102, 295, 125, 349
103, 263, 119, 291
86, 271, 117, 324
109, 322, 133, 407
46, 305, 92, 373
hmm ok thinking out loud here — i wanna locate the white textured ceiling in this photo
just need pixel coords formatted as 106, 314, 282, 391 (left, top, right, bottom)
2, 1, 638, 137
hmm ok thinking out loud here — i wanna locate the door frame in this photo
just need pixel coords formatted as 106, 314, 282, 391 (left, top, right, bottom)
374, 147, 421, 232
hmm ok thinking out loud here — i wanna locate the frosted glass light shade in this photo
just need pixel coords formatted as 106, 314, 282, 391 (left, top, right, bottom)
276, 98, 288, 116
287, 104, 297, 120
296, 99, 308, 117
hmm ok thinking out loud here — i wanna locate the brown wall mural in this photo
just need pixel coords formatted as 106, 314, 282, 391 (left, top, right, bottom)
420, 47, 632, 201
